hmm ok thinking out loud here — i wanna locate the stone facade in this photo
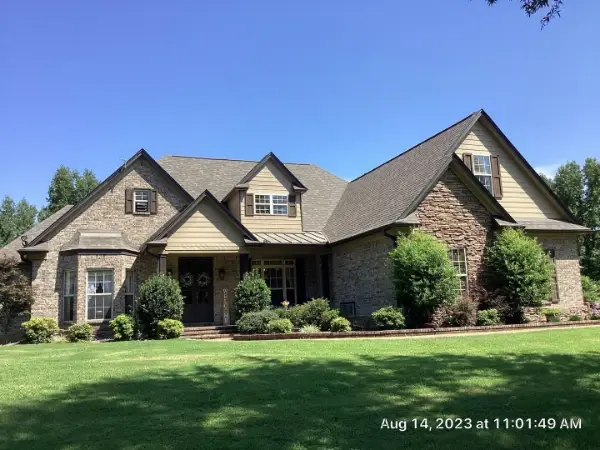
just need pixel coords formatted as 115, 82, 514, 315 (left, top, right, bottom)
415, 169, 495, 302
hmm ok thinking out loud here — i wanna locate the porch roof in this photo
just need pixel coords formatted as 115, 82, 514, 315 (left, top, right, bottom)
495, 218, 591, 233
246, 231, 328, 245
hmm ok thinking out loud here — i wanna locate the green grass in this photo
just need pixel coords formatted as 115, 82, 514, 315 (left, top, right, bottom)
1, 328, 600, 450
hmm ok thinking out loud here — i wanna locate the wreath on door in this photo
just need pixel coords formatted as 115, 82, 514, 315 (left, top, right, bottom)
180, 273, 194, 288
197, 272, 211, 287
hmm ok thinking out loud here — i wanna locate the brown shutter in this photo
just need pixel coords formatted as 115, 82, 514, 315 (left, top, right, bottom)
150, 190, 158, 214
288, 194, 297, 217
462, 153, 473, 171
125, 189, 133, 214
491, 156, 503, 199
245, 193, 254, 216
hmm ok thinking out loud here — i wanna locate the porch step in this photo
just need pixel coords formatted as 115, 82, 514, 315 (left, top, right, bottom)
183, 325, 237, 337
184, 333, 235, 340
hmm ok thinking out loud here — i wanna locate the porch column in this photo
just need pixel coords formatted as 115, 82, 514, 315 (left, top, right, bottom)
158, 255, 167, 275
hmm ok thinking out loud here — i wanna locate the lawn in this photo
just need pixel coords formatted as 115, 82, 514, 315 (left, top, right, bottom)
1, 328, 599, 450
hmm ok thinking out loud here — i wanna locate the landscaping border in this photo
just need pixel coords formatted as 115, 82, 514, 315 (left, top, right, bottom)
232, 320, 600, 341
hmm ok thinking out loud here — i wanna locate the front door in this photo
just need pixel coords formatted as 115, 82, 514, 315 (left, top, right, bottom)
178, 257, 214, 323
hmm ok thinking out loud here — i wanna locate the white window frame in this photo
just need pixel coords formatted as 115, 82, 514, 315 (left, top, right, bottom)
86, 269, 114, 322
62, 270, 76, 322
124, 270, 136, 315
254, 194, 288, 216
133, 189, 151, 214
251, 259, 297, 304
472, 155, 493, 195
449, 248, 468, 295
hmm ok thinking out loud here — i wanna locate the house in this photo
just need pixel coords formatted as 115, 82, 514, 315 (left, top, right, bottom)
1, 109, 591, 327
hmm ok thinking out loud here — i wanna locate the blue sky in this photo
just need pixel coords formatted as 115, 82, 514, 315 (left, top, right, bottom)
1, 1, 599, 209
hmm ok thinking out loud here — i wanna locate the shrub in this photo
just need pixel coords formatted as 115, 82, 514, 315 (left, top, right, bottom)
590, 315, 600, 321
109, 314, 135, 341
137, 275, 184, 337
272, 308, 290, 320
371, 306, 406, 330
22, 318, 59, 344
569, 315, 583, 322
330, 317, 352, 332
266, 318, 293, 334
476, 308, 501, 326
389, 231, 459, 326
236, 310, 278, 334
541, 307, 561, 322
581, 276, 600, 303
445, 297, 478, 327
233, 272, 271, 319
286, 298, 334, 329
156, 319, 184, 339
0, 256, 34, 337
287, 304, 306, 327
486, 229, 553, 320
65, 323, 93, 342
319, 308, 340, 331
299, 324, 320, 333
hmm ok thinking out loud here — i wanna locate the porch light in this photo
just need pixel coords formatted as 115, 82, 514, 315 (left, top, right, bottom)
218, 268, 226, 280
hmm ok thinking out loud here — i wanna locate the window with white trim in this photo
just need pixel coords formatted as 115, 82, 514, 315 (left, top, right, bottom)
472, 155, 493, 194
134, 189, 150, 214
251, 259, 296, 305
449, 248, 468, 294
124, 270, 135, 314
63, 270, 76, 322
254, 194, 288, 215
87, 270, 114, 320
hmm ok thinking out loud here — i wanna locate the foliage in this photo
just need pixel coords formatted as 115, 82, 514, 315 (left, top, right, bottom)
329, 317, 352, 332
0, 257, 35, 336
38, 166, 99, 221
319, 308, 340, 331
156, 319, 184, 339
66, 323, 94, 342
236, 310, 279, 334
581, 276, 600, 303
284, 298, 337, 330
233, 272, 271, 319
371, 306, 406, 330
389, 231, 459, 326
476, 308, 502, 326
485, 0, 563, 28
541, 307, 561, 322
444, 297, 478, 327
287, 305, 306, 327
137, 275, 184, 337
266, 318, 293, 334
0, 196, 37, 247
486, 229, 553, 319
22, 317, 59, 344
590, 315, 600, 321
299, 324, 321, 333
569, 315, 583, 322
109, 314, 135, 341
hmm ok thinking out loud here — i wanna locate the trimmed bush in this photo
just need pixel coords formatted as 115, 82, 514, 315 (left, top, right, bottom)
236, 310, 278, 334
65, 323, 94, 342
541, 307, 561, 322
590, 315, 600, 321
299, 324, 320, 333
389, 231, 459, 326
319, 308, 340, 331
486, 229, 553, 321
286, 298, 335, 329
371, 306, 406, 330
330, 317, 352, 332
445, 297, 477, 327
22, 318, 59, 344
287, 305, 306, 327
581, 276, 600, 303
266, 318, 293, 334
233, 272, 271, 319
476, 308, 501, 326
156, 319, 184, 339
569, 315, 583, 322
109, 314, 135, 341
138, 275, 184, 337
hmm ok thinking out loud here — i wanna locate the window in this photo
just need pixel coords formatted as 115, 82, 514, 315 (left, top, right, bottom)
449, 248, 468, 294
252, 259, 296, 305
63, 270, 76, 322
254, 194, 288, 215
472, 155, 493, 194
546, 249, 560, 304
124, 270, 135, 314
87, 270, 114, 320
134, 189, 150, 214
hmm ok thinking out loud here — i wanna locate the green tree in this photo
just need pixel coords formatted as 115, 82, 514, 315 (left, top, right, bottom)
485, 0, 563, 27
38, 166, 99, 221
0, 256, 34, 338
0, 196, 37, 247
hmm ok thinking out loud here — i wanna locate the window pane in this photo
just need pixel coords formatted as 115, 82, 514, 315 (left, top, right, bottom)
473, 155, 492, 175
273, 204, 288, 215
476, 175, 493, 193
271, 289, 284, 306
272, 195, 287, 204
285, 267, 296, 288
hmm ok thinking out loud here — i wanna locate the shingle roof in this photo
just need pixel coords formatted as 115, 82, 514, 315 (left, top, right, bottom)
250, 231, 328, 245
323, 111, 481, 243
158, 156, 348, 232
0, 205, 73, 260
61, 230, 139, 253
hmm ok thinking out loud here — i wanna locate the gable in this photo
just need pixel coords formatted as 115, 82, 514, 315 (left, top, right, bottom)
455, 119, 567, 220
248, 160, 296, 194
165, 200, 245, 253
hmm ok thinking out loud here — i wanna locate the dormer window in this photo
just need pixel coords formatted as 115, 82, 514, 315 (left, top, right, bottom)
254, 194, 288, 215
473, 155, 493, 194
134, 189, 150, 214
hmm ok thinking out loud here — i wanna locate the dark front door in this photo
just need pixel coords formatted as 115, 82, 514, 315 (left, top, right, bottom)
178, 257, 214, 323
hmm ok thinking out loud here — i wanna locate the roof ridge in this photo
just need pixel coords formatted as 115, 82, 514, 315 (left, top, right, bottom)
160, 154, 313, 166
348, 111, 479, 183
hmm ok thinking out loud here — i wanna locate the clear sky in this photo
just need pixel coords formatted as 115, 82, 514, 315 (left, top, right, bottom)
1, 1, 599, 209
